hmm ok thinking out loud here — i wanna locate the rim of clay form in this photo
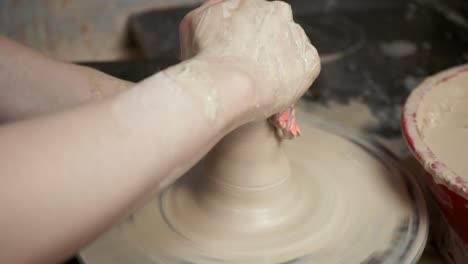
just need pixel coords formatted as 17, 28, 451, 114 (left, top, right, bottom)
402, 63, 468, 200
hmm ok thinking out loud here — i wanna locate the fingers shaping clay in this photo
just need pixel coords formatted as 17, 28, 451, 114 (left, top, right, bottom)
81, 110, 428, 264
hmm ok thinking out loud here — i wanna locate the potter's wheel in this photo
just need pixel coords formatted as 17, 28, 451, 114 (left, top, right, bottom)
80, 113, 428, 264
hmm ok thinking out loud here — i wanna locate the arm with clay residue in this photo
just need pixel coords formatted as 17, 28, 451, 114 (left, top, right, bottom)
0, 36, 130, 122
0, 36, 300, 137
0, 60, 252, 264
0, 1, 320, 263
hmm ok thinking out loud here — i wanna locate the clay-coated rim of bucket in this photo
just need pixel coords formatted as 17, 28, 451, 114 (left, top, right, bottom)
402, 63, 468, 200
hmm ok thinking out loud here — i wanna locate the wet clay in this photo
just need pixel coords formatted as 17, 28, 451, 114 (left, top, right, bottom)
165, 60, 218, 121
417, 71, 468, 181
81, 111, 427, 264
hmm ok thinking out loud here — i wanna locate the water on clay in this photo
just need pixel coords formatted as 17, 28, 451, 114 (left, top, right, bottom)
80, 110, 428, 264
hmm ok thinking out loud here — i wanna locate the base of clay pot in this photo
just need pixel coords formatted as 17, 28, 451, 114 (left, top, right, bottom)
80, 118, 428, 264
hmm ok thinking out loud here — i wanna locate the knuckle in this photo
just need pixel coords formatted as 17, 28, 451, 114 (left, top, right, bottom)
202, 0, 224, 7
273, 1, 292, 12
179, 15, 190, 30
294, 23, 312, 44
270, 1, 293, 20
181, 10, 195, 26
183, 12, 200, 30
294, 23, 306, 35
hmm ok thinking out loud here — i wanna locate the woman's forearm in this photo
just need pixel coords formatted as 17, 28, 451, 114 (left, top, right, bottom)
0, 36, 130, 122
0, 60, 251, 264
0, 0, 320, 263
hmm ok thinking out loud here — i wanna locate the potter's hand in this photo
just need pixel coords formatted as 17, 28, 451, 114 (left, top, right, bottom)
177, 0, 321, 137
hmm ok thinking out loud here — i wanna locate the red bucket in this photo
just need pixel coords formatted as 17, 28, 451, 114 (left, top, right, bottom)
402, 64, 468, 263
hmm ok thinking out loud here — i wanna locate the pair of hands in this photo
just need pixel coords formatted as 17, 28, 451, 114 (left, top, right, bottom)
176, 0, 321, 136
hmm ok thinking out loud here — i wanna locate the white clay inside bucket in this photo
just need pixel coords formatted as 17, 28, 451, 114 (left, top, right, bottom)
417, 71, 468, 181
